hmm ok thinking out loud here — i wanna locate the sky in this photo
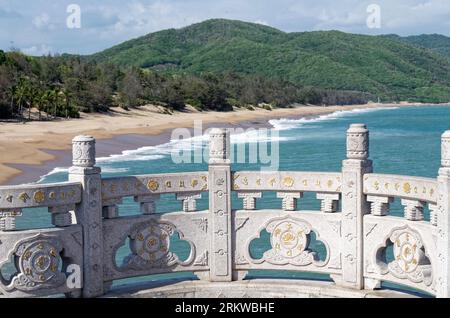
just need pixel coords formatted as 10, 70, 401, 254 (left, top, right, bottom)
1, 0, 450, 55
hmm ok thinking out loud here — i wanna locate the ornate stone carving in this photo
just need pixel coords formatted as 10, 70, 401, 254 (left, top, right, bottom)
388, 228, 432, 285
441, 130, 450, 167
316, 193, 340, 213
209, 128, 230, 165
367, 195, 394, 216
194, 217, 208, 233
346, 124, 369, 160
177, 193, 202, 212
194, 251, 208, 266
370, 226, 432, 286
249, 217, 327, 267
401, 199, 425, 221
120, 221, 195, 270
5, 235, 66, 292
235, 217, 249, 231
72, 135, 96, 167
429, 203, 438, 226
237, 192, 262, 210
277, 192, 302, 211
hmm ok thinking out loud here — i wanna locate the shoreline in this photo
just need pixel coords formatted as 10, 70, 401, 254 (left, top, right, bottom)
1, 102, 448, 186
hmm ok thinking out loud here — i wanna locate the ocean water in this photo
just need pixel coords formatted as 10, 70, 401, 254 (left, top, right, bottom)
14, 105, 450, 293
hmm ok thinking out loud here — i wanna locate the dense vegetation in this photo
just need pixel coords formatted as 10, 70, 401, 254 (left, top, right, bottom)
385, 34, 450, 59
0, 50, 372, 119
2, 19, 450, 120
91, 19, 450, 103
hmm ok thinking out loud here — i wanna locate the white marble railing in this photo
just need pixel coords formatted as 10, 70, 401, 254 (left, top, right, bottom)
1, 126, 450, 298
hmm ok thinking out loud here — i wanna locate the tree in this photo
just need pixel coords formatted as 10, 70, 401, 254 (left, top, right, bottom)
119, 68, 143, 108
13, 77, 30, 120
0, 50, 6, 65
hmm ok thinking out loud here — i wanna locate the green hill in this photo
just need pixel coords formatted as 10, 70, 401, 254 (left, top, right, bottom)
385, 34, 450, 58
89, 19, 450, 103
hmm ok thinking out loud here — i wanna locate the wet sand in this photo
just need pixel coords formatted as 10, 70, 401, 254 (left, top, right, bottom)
1, 102, 446, 185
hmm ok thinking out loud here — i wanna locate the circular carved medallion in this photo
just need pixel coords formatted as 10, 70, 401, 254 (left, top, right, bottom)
132, 225, 170, 262
393, 232, 420, 273
270, 221, 307, 259
19, 241, 61, 283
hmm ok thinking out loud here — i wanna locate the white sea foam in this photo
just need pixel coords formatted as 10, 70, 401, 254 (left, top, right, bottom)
269, 107, 399, 130
40, 106, 398, 180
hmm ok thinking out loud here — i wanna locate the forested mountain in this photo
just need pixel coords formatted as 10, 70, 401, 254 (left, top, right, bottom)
385, 34, 450, 58
2, 19, 450, 120
90, 19, 450, 102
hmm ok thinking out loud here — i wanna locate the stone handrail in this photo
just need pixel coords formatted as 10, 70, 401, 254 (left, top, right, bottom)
0, 127, 450, 298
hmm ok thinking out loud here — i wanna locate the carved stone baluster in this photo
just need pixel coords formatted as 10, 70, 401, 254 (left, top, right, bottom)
68, 135, 104, 298
401, 199, 425, 221
135, 194, 160, 215
237, 192, 262, 210
436, 130, 450, 297
208, 128, 232, 282
316, 193, 340, 213
102, 198, 122, 219
429, 203, 438, 226
367, 195, 394, 216
0, 209, 22, 231
277, 192, 302, 211
341, 124, 372, 289
177, 192, 202, 212
49, 204, 75, 227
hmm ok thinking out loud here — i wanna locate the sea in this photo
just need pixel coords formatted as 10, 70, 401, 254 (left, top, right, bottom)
12, 105, 450, 295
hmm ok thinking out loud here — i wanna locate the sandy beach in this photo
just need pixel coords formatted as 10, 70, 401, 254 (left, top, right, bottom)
0, 102, 447, 185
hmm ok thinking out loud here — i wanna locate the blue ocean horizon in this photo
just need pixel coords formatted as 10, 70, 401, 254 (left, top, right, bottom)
17, 105, 450, 294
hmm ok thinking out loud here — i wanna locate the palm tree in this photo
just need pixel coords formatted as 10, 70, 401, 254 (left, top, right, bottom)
35, 91, 48, 121
27, 84, 37, 121
13, 78, 29, 121
47, 89, 57, 118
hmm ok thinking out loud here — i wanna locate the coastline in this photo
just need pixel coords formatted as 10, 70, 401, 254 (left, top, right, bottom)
1, 102, 448, 186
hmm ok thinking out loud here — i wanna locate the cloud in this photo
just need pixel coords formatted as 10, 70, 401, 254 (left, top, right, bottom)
22, 44, 53, 56
254, 20, 269, 26
33, 13, 51, 29
3, 0, 450, 55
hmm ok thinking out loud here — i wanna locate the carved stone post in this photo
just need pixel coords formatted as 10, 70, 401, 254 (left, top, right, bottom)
436, 131, 450, 298
341, 124, 372, 289
68, 136, 104, 297
208, 129, 232, 281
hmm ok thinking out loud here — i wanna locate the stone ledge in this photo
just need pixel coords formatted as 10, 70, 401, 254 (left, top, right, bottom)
103, 279, 418, 298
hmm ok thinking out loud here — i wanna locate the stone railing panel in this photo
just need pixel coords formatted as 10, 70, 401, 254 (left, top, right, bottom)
363, 215, 437, 295
233, 210, 342, 276
0, 225, 83, 298
103, 212, 209, 282
364, 174, 438, 204
101, 173, 208, 201
1, 126, 449, 298
232, 171, 342, 193
0, 182, 82, 210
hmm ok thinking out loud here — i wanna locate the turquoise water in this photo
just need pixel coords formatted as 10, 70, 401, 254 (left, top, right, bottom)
15, 105, 450, 293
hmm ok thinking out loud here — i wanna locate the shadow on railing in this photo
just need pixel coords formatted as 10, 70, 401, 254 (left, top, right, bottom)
0, 126, 450, 298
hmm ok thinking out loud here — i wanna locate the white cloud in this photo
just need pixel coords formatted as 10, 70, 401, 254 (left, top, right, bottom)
22, 44, 52, 56
254, 20, 269, 26
4, 0, 450, 54
32, 13, 50, 29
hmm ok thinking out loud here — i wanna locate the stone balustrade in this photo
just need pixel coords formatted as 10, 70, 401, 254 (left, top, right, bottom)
0, 125, 450, 298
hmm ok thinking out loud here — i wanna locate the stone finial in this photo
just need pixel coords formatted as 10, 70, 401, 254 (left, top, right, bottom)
209, 128, 230, 165
441, 131, 450, 168
346, 124, 369, 160
72, 135, 96, 167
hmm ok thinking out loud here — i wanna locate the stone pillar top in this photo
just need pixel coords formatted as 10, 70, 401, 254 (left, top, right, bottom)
209, 128, 230, 165
72, 135, 96, 168
346, 123, 369, 160
441, 130, 450, 168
